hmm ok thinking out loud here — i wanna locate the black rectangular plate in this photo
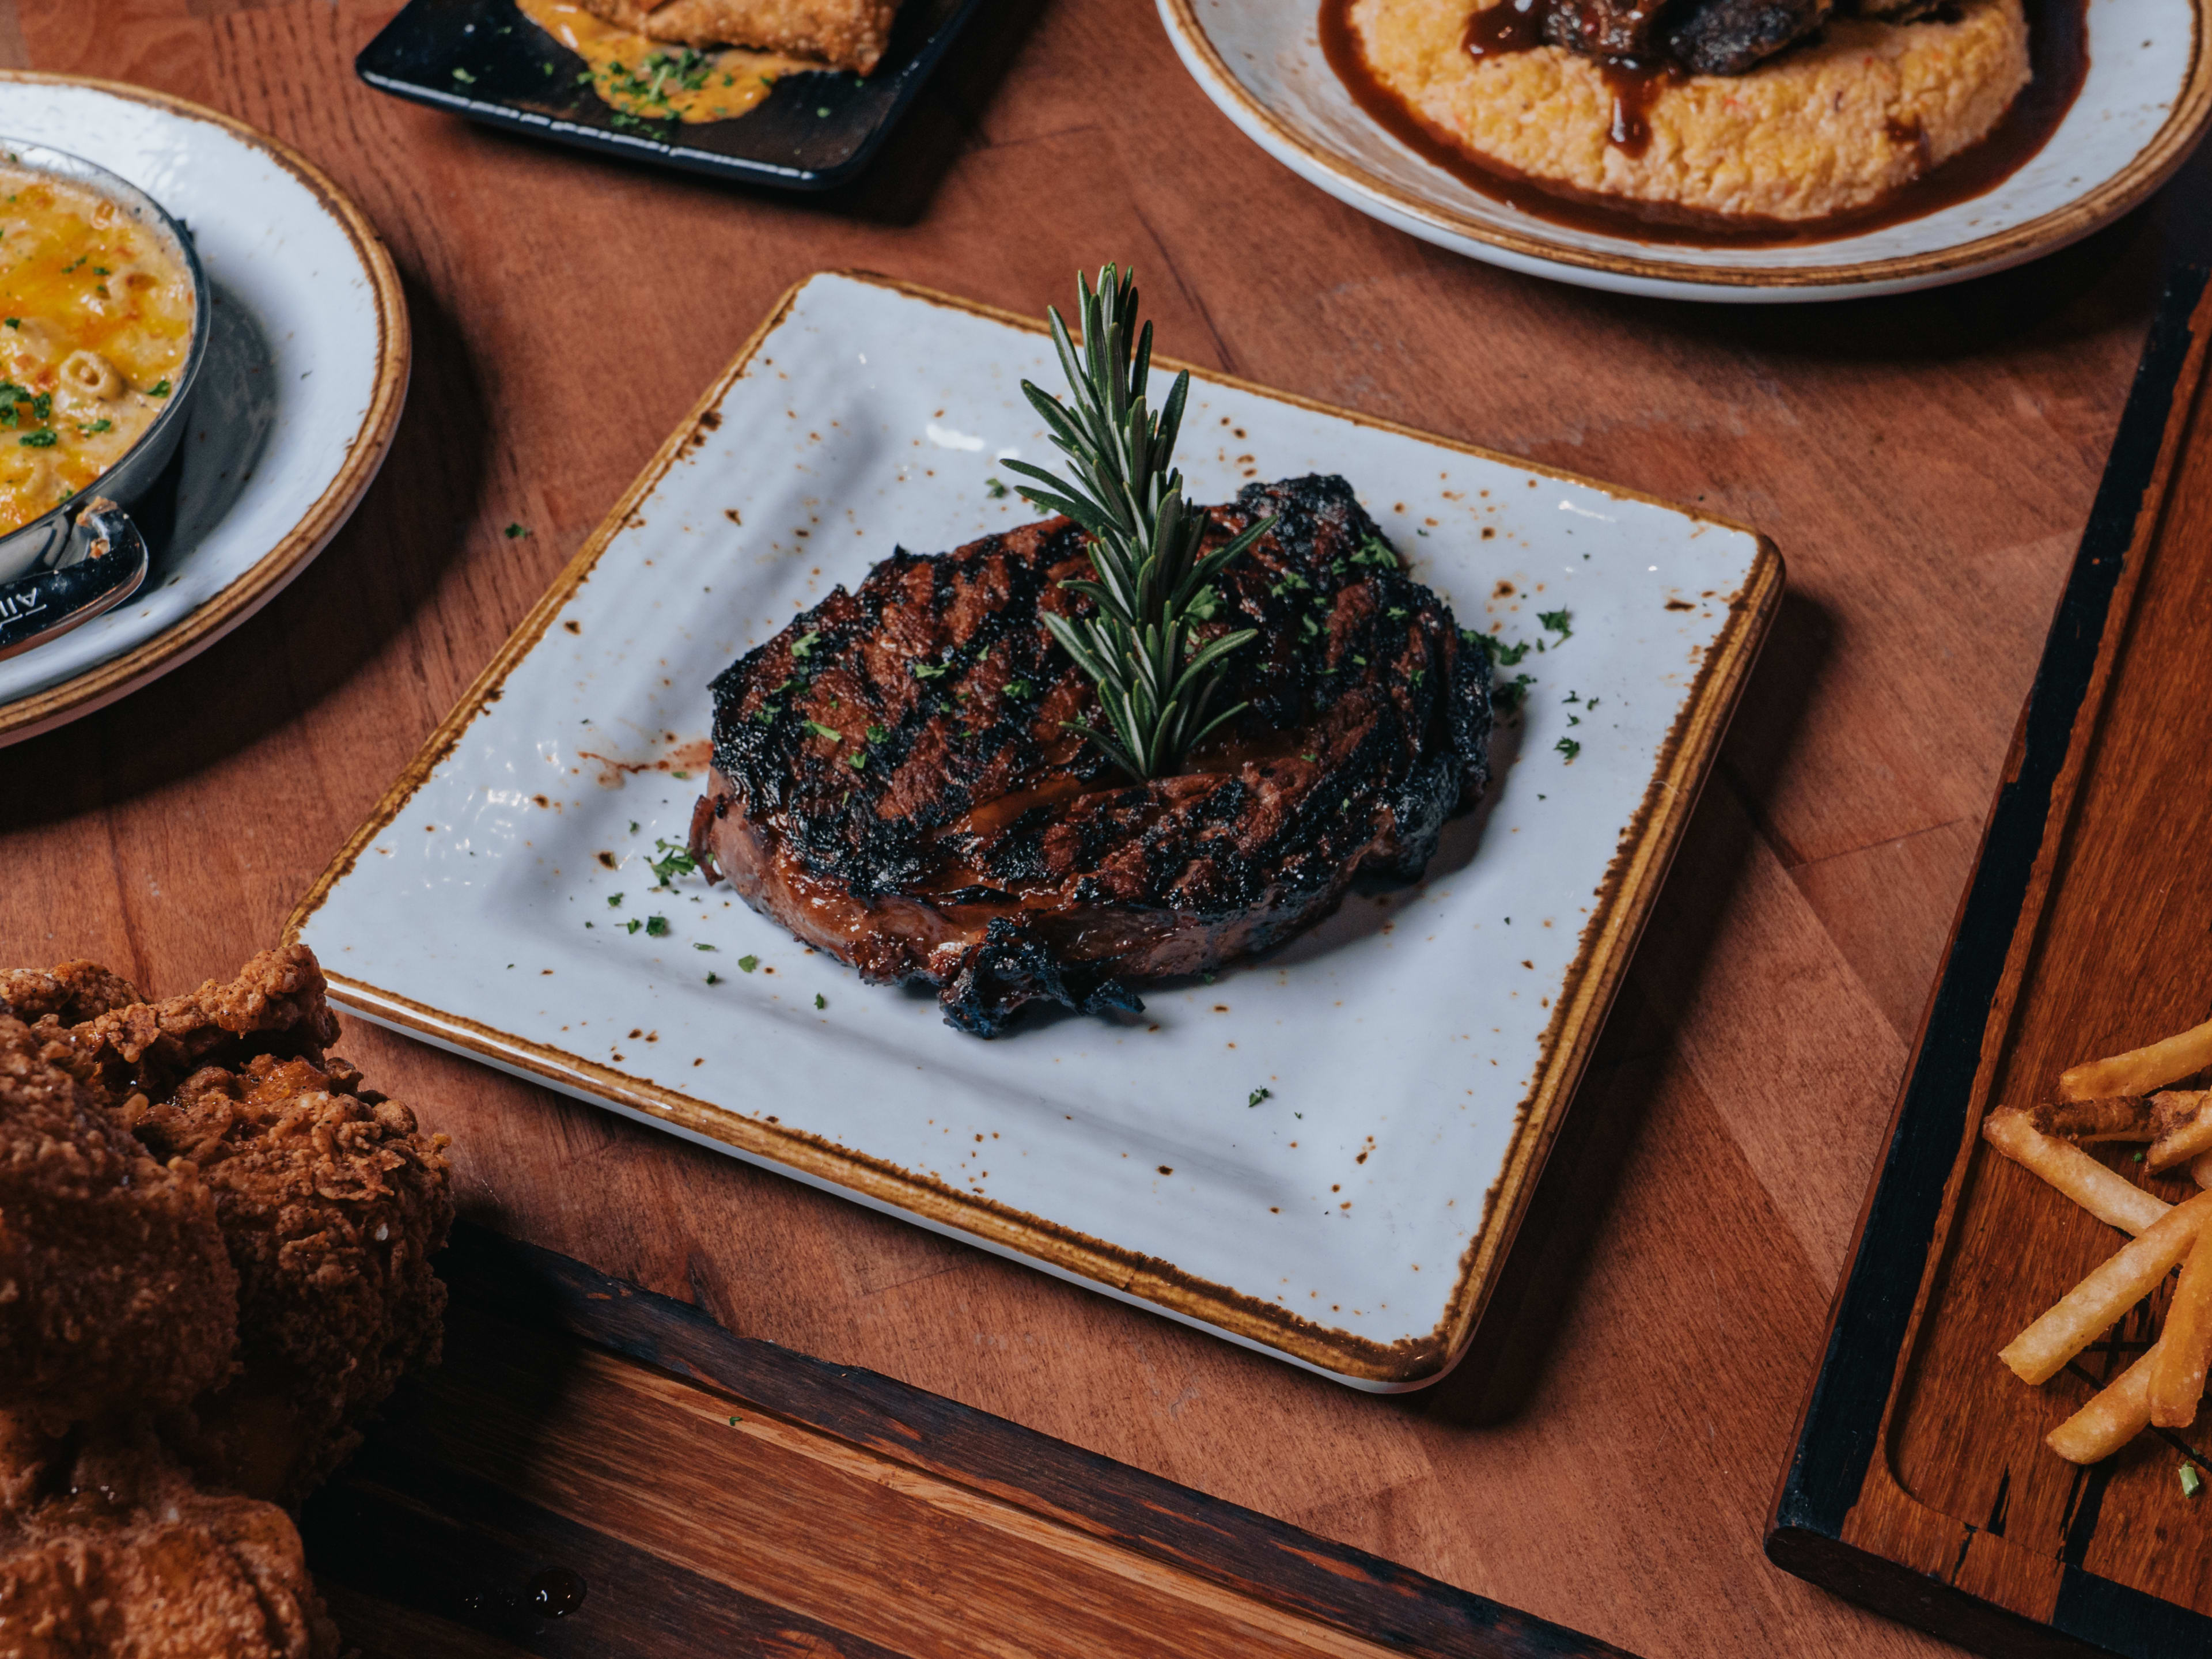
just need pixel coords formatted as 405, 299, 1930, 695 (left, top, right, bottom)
356, 0, 984, 190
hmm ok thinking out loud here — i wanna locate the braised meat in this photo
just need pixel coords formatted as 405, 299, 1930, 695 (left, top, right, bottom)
691, 475, 1491, 1037
1664, 0, 1832, 72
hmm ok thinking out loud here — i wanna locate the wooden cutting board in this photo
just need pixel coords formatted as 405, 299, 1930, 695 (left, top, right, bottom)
1767, 263, 2212, 1657
301, 1223, 1635, 1658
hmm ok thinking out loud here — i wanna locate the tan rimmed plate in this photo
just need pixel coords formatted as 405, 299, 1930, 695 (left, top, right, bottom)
0, 74, 408, 746
288, 271, 1778, 1390
1160, 0, 2211, 301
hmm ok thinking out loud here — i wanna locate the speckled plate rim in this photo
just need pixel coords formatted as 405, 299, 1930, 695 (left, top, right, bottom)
0, 73, 411, 749
286, 271, 1782, 1388
1158, 0, 2212, 297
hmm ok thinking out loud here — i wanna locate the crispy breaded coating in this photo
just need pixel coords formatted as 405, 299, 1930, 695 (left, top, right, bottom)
0, 1434, 339, 1659
132, 1052, 454, 1505
36, 945, 340, 1110
0, 962, 143, 1026
0, 1018, 235, 1429
578, 0, 899, 73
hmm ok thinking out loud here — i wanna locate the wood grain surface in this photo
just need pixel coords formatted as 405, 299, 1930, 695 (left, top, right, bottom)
306, 1224, 1639, 1658
1, 2, 2209, 1655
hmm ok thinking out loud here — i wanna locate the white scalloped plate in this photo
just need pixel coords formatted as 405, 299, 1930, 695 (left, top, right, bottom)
1159, 0, 2210, 301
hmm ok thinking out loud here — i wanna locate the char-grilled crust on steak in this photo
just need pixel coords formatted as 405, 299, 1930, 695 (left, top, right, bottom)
688, 475, 1491, 1036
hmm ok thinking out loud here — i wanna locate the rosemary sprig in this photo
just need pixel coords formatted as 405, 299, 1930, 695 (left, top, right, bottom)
1003, 266, 1274, 781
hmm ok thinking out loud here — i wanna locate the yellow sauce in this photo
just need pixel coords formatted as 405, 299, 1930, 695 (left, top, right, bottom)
0, 169, 192, 537
516, 0, 812, 124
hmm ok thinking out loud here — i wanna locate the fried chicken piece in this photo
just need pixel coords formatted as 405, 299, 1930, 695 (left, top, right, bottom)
0, 963, 143, 1027
578, 0, 900, 73
0, 1429, 338, 1659
0, 1018, 235, 1429
131, 1051, 453, 1506
32, 945, 340, 1112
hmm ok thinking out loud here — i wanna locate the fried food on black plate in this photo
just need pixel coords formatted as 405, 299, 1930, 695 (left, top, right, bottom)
0, 1013, 236, 1430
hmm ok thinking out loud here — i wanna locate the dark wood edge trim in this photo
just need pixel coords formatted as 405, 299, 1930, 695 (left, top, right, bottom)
437, 1222, 1641, 1659
1765, 1527, 2122, 1659
1764, 264, 2212, 1622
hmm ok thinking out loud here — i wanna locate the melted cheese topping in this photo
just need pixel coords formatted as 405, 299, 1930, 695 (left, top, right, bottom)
0, 168, 193, 537
517, 0, 812, 123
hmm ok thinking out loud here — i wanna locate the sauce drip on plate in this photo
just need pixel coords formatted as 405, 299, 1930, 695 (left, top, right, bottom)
516, 0, 813, 124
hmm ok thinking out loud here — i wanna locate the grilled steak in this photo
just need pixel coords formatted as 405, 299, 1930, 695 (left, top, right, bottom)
689, 475, 1492, 1037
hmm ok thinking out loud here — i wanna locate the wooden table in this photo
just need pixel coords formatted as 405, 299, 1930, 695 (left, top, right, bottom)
4, 4, 2208, 1654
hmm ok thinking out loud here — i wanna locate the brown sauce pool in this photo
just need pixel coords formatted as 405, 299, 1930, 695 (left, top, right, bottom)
1318, 0, 2089, 247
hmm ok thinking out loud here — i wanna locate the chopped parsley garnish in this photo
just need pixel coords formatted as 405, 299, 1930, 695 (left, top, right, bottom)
1494, 673, 1535, 716
607, 893, 623, 907
911, 660, 950, 680
695, 942, 717, 951
865, 724, 887, 744
3, 319, 17, 329
1555, 736, 1581, 761
451, 66, 476, 83
789, 630, 820, 660
984, 478, 1008, 498
505, 522, 530, 538
1003, 679, 1031, 699
1248, 1087, 1272, 1108
625, 919, 642, 934
846, 752, 867, 770
1268, 571, 1310, 597
1387, 606, 1408, 620
1351, 535, 1400, 568
649, 838, 696, 885
705, 971, 722, 984
80, 418, 112, 435
2186, 1464, 2205, 1499
645, 915, 670, 937
737, 954, 760, 972
804, 719, 841, 743
1186, 586, 1221, 622
814, 992, 827, 1009
1468, 630, 1531, 668
18, 429, 54, 448
1537, 608, 1573, 639
148, 380, 171, 397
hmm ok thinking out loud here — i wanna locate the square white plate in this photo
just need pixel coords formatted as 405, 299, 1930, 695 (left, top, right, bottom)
292, 272, 1778, 1389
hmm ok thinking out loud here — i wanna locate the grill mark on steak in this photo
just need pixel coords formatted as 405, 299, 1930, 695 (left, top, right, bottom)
691, 475, 1492, 1036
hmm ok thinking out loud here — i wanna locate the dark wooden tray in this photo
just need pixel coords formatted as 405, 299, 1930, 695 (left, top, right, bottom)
1767, 263, 2212, 1658
302, 1222, 1635, 1658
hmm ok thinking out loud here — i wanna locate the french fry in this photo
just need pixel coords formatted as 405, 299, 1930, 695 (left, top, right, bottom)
2152, 1224, 2212, 1427
2195, 1150, 2212, 1191
2147, 1092, 2212, 1173
2032, 1096, 2156, 1142
1983, 1108, 2170, 1235
2048, 1346, 2158, 1464
2001, 1191, 2212, 1384
2061, 1016, 2212, 1103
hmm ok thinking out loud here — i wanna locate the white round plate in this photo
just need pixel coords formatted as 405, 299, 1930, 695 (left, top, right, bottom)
0, 74, 408, 745
1158, 0, 2211, 301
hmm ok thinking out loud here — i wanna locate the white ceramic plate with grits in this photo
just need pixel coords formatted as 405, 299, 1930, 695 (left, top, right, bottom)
1159, 0, 2210, 302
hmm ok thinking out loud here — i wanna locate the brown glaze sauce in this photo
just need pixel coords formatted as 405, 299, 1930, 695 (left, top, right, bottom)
1320, 0, 2089, 247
